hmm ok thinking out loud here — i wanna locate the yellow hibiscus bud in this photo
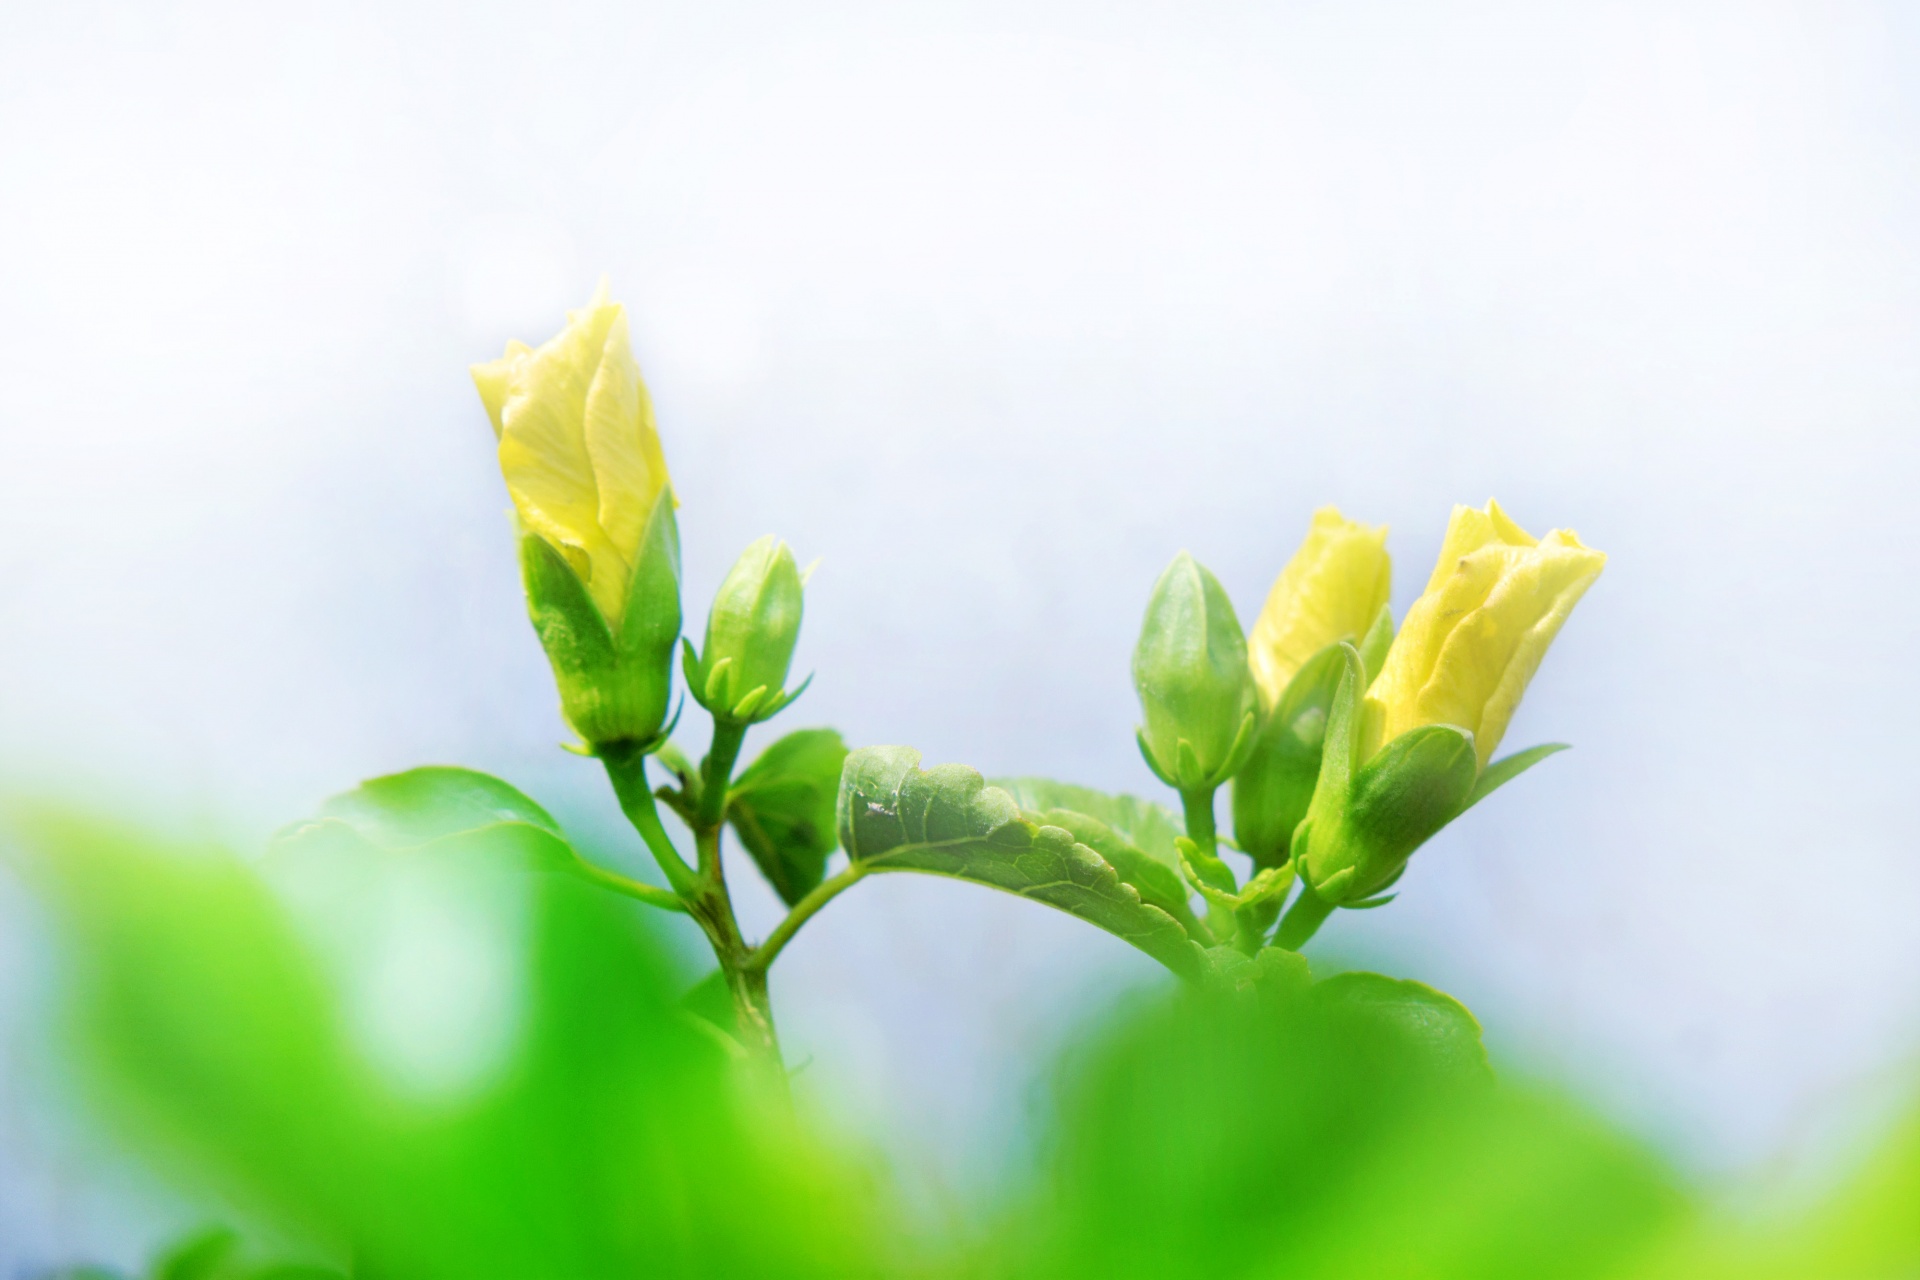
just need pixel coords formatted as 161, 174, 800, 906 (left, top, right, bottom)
471, 282, 674, 628
1362, 500, 1606, 770
1231, 508, 1392, 869
472, 285, 683, 749
1246, 506, 1392, 710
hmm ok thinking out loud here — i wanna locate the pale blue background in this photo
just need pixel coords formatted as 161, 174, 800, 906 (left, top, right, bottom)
3, 0, 1919, 1269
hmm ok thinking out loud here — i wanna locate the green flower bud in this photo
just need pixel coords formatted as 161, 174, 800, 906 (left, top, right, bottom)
687, 536, 808, 724
1132, 552, 1257, 792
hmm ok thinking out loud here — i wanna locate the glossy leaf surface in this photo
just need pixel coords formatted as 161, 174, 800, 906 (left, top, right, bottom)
728, 728, 849, 906
841, 748, 1205, 978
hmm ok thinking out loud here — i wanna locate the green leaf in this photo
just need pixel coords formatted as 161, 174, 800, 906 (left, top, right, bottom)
1463, 742, 1570, 812
271, 767, 681, 911
272, 766, 578, 875
153, 1227, 241, 1280
15, 813, 884, 1278
728, 728, 850, 906
1200, 942, 1313, 1000
986, 779, 1206, 937
991, 777, 1183, 863
311, 765, 565, 847
841, 748, 1205, 979
1019, 805, 1204, 939
1311, 971, 1488, 1074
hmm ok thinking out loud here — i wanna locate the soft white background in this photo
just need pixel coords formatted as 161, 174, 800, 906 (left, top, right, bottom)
3, 0, 1918, 1269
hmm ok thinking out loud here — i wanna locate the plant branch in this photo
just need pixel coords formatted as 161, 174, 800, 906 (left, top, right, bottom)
1273, 882, 1335, 950
1181, 786, 1243, 945
599, 742, 700, 899
746, 860, 870, 975
572, 859, 687, 912
696, 718, 749, 835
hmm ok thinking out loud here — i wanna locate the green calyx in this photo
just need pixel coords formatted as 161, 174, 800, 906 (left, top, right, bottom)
687, 535, 809, 724
1132, 552, 1258, 791
521, 497, 682, 751
1233, 604, 1395, 870
1292, 641, 1568, 909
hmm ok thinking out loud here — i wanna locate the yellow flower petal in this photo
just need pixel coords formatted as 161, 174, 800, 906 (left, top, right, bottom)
1247, 507, 1391, 710
472, 287, 672, 626
581, 305, 671, 565
470, 340, 530, 440
1364, 503, 1604, 768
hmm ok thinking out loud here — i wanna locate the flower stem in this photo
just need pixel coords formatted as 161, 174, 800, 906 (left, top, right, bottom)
598, 731, 783, 1075
697, 719, 749, 836
599, 742, 699, 898
1181, 786, 1242, 944
747, 861, 870, 975
1180, 787, 1218, 858
1273, 884, 1335, 950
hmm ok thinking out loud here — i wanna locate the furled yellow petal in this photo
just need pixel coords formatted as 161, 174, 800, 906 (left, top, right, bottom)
473, 285, 673, 627
1462, 530, 1605, 766
1363, 503, 1604, 767
1247, 507, 1391, 710
470, 340, 532, 441
581, 304, 671, 564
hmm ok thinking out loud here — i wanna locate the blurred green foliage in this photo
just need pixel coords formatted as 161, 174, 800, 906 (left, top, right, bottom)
14, 808, 889, 1279
12, 796, 1920, 1279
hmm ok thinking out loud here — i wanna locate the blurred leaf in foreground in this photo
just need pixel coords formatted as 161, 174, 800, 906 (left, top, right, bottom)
12, 805, 887, 1280
987, 966, 1687, 1280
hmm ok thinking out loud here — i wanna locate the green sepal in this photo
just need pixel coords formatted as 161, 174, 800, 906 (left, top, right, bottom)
726, 728, 849, 907
522, 498, 682, 750
1356, 600, 1395, 686
1233, 863, 1295, 946
1136, 727, 1179, 788
1463, 742, 1570, 812
1231, 642, 1348, 870
1338, 723, 1479, 893
1294, 642, 1366, 898
838, 746, 1206, 979
1295, 641, 1482, 905
1175, 835, 1239, 897
1177, 847, 1294, 952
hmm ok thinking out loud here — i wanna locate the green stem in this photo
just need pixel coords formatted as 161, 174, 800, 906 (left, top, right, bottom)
599, 743, 700, 899
1181, 786, 1241, 944
1273, 884, 1336, 950
747, 861, 871, 975
687, 823, 784, 1071
573, 859, 687, 912
696, 718, 749, 835
1180, 787, 1219, 858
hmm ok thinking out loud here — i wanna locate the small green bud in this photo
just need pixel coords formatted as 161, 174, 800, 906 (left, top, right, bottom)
1132, 553, 1257, 791
688, 536, 808, 724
